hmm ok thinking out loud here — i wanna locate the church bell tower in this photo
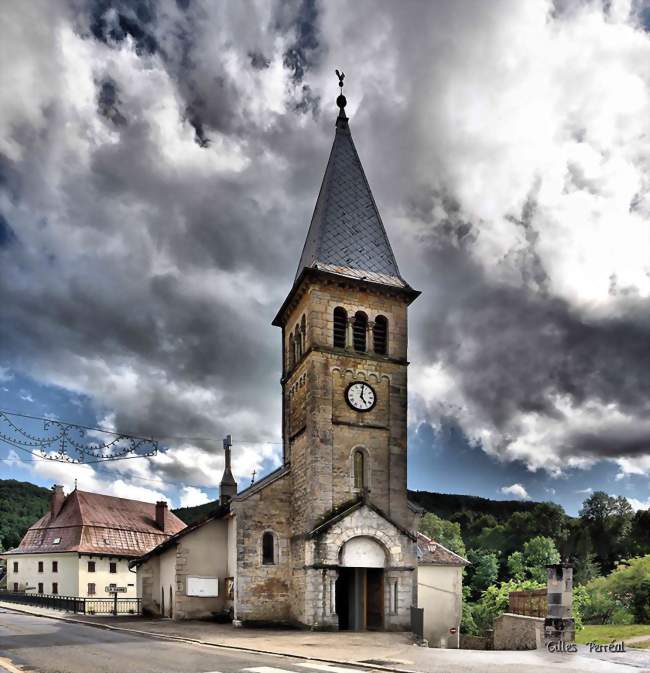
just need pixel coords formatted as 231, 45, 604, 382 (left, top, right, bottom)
273, 72, 420, 536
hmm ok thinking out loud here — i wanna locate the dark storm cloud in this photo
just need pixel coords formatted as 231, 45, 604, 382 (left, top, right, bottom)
0, 215, 16, 247
410, 192, 650, 458
2, 0, 650, 494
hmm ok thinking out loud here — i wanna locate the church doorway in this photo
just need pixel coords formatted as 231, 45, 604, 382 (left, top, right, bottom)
336, 537, 386, 630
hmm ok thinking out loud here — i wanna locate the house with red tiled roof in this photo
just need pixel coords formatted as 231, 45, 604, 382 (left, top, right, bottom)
1, 485, 185, 599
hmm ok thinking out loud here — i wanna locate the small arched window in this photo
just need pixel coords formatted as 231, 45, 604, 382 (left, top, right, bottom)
373, 315, 388, 355
288, 334, 295, 369
353, 450, 365, 489
262, 531, 276, 565
295, 326, 302, 361
353, 312, 367, 352
333, 307, 347, 348
301, 314, 306, 351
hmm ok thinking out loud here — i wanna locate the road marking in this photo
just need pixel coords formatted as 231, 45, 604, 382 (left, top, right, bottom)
243, 668, 302, 673
295, 664, 369, 673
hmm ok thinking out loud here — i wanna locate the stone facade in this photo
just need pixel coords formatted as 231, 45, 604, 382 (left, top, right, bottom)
230, 269, 418, 628
494, 613, 544, 650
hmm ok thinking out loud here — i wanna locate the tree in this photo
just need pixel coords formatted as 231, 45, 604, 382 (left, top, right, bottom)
468, 550, 499, 594
579, 492, 633, 570
507, 551, 525, 581
419, 512, 466, 557
523, 536, 560, 582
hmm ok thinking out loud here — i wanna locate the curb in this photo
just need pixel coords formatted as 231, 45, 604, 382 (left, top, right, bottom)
0, 604, 424, 673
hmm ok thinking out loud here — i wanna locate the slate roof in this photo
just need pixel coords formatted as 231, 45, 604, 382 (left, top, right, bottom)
416, 532, 470, 567
5, 489, 186, 557
295, 120, 408, 288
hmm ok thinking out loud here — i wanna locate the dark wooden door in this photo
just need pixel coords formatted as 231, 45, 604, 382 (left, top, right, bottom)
366, 568, 384, 630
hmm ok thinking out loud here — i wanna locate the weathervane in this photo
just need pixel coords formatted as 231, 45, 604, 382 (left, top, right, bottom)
335, 69, 347, 127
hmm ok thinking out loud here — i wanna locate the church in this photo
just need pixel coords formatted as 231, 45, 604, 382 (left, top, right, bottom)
134, 77, 437, 632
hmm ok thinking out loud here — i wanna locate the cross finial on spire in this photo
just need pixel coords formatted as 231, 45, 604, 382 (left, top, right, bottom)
335, 68, 348, 130
251, 469, 256, 485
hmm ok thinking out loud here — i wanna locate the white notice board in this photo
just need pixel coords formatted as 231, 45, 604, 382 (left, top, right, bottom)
186, 576, 219, 597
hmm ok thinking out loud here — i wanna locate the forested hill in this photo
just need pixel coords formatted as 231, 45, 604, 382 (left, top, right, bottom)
173, 489, 541, 526
407, 490, 541, 522
0, 479, 51, 550
172, 499, 219, 524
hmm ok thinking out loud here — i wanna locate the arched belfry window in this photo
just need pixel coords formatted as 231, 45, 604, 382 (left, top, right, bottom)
373, 315, 388, 355
353, 449, 365, 489
262, 531, 276, 565
333, 307, 347, 348
353, 312, 367, 352
301, 314, 306, 352
288, 334, 295, 369
295, 326, 302, 361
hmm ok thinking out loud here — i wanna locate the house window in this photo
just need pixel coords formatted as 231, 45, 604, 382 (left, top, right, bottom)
109, 562, 117, 574
13, 583, 18, 592
353, 450, 365, 489
52, 561, 58, 573
13, 562, 18, 573
353, 311, 367, 352
38, 561, 44, 573
52, 583, 58, 595
88, 561, 96, 573
333, 307, 347, 348
262, 531, 276, 565
88, 583, 96, 595
373, 315, 388, 355
38, 583, 44, 594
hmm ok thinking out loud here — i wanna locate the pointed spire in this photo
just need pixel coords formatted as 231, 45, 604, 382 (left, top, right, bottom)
294, 71, 408, 288
219, 434, 237, 505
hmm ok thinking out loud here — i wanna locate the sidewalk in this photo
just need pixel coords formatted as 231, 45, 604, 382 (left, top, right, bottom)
1, 601, 648, 673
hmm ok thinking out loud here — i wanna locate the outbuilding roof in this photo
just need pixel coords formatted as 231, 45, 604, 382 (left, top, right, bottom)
416, 532, 470, 567
5, 489, 186, 558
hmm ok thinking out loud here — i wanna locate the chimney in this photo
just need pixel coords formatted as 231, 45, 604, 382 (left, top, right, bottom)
51, 485, 65, 519
155, 501, 168, 532
219, 435, 238, 505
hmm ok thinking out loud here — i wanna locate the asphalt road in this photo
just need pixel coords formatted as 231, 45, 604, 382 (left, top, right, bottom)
0, 609, 369, 673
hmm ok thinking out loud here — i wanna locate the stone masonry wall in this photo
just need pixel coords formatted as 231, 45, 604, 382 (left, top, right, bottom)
233, 473, 293, 623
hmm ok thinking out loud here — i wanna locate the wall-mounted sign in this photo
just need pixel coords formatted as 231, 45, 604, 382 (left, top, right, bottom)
449, 627, 458, 635
186, 576, 219, 597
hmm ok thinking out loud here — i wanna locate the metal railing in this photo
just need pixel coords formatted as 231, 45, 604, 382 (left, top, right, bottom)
0, 591, 141, 615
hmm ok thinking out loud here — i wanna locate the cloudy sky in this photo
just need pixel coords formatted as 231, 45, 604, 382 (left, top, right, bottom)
0, 0, 649, 515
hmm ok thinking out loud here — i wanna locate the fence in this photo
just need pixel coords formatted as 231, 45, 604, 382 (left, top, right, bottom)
508, 589, 547, 618
0, 591, 141, 616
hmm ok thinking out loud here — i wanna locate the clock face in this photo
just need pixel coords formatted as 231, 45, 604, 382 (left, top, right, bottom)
346, 382, 376, 412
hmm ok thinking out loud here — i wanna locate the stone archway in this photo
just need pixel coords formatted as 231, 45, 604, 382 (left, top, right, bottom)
336, 536, 387, 631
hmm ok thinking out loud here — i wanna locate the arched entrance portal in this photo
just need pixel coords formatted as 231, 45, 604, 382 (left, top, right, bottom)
336, 537, 386, 631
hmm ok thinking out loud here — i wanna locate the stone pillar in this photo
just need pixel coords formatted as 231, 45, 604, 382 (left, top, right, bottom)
544, 564, 575, 643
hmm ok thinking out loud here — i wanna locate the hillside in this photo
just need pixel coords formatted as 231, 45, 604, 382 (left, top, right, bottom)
173, 489, 541, 526
172, 499, 222, 525
407, 489, 541, 522
0, 479, 51, 550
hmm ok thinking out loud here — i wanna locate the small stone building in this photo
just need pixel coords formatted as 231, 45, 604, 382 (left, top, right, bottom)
416, 532, 469, 647
135, 82, 425, 630
2, 485, 185, 599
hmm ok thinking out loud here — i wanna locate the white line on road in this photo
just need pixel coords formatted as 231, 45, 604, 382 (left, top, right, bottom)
243, 667, 303, 673
295, 663, 369, 673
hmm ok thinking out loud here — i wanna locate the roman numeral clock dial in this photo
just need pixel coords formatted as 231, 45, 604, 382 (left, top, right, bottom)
345, 381, 376, 412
